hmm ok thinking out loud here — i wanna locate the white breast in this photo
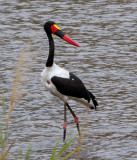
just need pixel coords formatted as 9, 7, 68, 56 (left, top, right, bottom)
41, 63, 69, 81
41, 63, 69, 102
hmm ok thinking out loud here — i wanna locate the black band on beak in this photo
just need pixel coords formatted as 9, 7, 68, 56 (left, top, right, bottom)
54, 30, 65, 38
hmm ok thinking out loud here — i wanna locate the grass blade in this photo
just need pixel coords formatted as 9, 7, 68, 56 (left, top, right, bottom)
4, 138, 16, 159
24, 140, 33, 160
61, 149, 77, 160
2, 92, 6, 117
50, 137, 60, 160
54, 134, 77, 159
0, 120, 4, 158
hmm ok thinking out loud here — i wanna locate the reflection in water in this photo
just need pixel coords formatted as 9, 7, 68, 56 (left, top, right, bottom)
0, 0, 137, 159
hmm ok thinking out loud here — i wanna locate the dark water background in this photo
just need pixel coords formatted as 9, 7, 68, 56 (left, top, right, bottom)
0, 0, 137, 159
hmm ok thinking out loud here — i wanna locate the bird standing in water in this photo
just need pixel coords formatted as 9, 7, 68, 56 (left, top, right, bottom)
41, 21, 98, 141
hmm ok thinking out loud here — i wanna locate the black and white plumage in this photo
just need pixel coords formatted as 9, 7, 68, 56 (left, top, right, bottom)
41, 21, 98, 141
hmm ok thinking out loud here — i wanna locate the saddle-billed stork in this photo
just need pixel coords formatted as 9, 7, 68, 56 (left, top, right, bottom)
41, 21, 98, 141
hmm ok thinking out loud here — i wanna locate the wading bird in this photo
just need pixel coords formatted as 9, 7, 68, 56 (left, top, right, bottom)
41, 21, 98, 141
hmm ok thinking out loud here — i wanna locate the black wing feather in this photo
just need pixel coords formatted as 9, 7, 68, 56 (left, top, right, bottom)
51, 72, 90, 101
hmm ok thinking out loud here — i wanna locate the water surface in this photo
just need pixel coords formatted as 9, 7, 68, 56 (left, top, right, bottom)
0, 0, 137, 159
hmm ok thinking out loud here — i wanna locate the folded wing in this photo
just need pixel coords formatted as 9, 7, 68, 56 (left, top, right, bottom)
51, 72, 90, 102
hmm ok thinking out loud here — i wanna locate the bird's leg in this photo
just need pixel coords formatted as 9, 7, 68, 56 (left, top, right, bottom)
63, 103, 67, 141
66, 103, 81, 137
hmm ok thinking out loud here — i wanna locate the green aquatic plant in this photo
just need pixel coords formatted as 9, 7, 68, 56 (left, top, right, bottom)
50, 134, 78, 160
0, 91, 33, 160
0, 39, 35, 159
0, 93, 16, 160
25, 140, 33, 160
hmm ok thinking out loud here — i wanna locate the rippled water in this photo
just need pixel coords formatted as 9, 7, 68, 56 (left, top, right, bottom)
0, 0, 137, 159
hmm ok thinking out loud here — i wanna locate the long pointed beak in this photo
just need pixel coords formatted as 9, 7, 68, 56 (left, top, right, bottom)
51, 24, 80, 47
62, 35, 80, 47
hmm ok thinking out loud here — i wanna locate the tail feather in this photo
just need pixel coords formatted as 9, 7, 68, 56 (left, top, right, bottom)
88, 91, 98, 110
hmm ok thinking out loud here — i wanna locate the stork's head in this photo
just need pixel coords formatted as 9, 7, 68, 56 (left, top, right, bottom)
44, 21, 80, 47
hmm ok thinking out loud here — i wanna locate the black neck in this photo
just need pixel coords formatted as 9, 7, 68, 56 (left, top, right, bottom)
46, 34, 54, 67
